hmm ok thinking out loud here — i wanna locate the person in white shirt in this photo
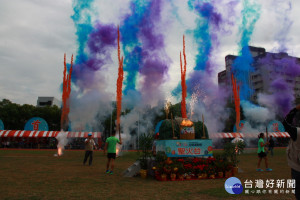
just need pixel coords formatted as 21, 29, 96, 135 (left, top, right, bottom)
83, 133, 96, 166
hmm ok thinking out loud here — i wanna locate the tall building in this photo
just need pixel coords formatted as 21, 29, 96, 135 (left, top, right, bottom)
37, 97, 61, 107
218, 46, 300, 102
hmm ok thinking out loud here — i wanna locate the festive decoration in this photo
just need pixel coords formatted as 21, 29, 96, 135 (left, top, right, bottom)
180, 35, 187, 118
61, 54, 73, 131
116, 26, 124, 136
231, 74, 240, 132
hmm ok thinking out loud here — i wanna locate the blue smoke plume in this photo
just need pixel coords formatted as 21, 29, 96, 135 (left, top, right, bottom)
232, 0, 261, 100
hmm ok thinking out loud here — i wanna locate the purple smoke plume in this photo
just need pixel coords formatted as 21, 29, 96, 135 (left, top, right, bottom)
138, 0, 170, 105
272, 0, 293, 52
258, 54, 300, 115
72, 23, 117, 91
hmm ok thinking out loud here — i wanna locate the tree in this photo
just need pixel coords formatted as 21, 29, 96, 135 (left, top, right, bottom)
0, 99, 61, 130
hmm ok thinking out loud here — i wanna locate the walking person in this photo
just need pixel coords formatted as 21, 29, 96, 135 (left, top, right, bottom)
282, 105, 300, 200
268, 136, 275, 157
104, 130, 122, 175
257, 133, 272, 172
83, 133, 97, 166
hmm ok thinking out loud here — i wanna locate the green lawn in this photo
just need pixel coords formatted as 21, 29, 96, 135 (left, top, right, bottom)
0, 148, 296, 200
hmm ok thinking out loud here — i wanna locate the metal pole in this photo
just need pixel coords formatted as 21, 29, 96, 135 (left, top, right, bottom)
110, 101, 112, 137
137, 112, 140, 150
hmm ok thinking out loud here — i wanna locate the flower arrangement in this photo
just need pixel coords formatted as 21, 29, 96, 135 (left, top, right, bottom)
152, 152, 232, 181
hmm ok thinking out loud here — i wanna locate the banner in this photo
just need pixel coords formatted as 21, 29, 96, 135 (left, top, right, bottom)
233, 120, 249, 132
156, 139, 213, 157
24, 117, 49, 131
267, 120, 285, 132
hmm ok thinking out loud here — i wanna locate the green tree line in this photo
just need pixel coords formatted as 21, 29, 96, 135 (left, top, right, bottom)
0, 99, 61, 130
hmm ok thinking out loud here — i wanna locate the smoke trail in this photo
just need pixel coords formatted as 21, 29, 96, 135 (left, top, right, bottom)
272, 0, 293, 52
231, 74, 240, 132
257, 54, 300, 116
192, 1, 221, 72
56, 132, 68, 156
70, 1, 118, 131
71, 0, 94, 66
68, 23, 117, 131
61, 54, 73, 131
172, 0, 237, 97
180, 35, 187, 119
138, 0, 171, 105
72, 23, 117, 91
116, 27, 124, 132
120, 1, 150, 95
232, 0, 261, 100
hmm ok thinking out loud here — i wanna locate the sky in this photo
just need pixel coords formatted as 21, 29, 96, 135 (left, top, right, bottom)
1, 0, 300, 106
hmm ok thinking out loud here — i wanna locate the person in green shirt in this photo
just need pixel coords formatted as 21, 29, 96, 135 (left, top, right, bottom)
257, 133, 272, 172
104, 130, 122, 174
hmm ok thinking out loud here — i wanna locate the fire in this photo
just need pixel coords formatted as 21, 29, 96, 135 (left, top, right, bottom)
116, 26, 124, 129
180, 35, 187, 119
116, 144, 121, 157
231, 74, 240, 132
57, 147, 63, 156
181, 119, 193, 126
61, 54, 73, 130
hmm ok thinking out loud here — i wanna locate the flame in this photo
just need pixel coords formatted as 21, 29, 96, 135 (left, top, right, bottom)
61, 54, 73, 130
180, 35, 187, 118
116, 145, 121, 157
58, 147, 63, 156
231, 74, 240, 132
116, 26, 124, 129
164, 100, 171, 118
181, 119, 193, 126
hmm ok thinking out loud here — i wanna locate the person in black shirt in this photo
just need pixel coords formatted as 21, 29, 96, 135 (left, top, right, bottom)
282, 106, 300, 200
268, 136, 275, 156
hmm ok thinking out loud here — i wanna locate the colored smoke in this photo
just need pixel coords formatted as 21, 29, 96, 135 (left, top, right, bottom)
70, 0, 117, 131
120, 1, 150, 95
180, 35, 187, 119
257, 54, 300, 116
116, 27, 124, 130
61, 54, 73, 131
272, 0, 293, 52
138, 0, 171, 106
232, 0, 260, 100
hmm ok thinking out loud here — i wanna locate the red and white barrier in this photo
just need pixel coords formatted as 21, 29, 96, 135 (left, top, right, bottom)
210, 132, 290, 139
0, 130, 101, 138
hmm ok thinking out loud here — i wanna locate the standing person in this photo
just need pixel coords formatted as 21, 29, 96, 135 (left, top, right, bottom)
104, 130, 122, 175
268, 136, 275, 157
83, 133, 96, 166
257, 133, 272, 172
282, 105, 300, 200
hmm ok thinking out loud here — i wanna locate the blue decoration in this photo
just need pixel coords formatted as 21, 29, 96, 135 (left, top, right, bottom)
0, 119, 4, 130
24, 117, 49, 131
267, 120, 285, 132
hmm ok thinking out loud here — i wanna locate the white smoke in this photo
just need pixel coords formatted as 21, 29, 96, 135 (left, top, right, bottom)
241, 100, 275, 124
55, 131, 68, 156
69, 90, 112, 131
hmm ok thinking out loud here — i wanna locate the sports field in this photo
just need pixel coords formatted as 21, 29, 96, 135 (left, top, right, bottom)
0, 148, 296, 200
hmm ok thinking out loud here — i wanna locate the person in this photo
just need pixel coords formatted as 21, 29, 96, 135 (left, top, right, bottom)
257, 132, 272, 172
268, 136, 275, 156
282, 105, 300, 200
104, 130, 122, 175
83, 133, 96, 166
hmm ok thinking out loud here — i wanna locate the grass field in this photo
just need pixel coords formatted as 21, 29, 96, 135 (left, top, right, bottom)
0, 148, 296, 200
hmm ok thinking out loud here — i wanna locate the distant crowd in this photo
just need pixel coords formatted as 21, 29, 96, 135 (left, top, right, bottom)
0, 138, 103, 150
